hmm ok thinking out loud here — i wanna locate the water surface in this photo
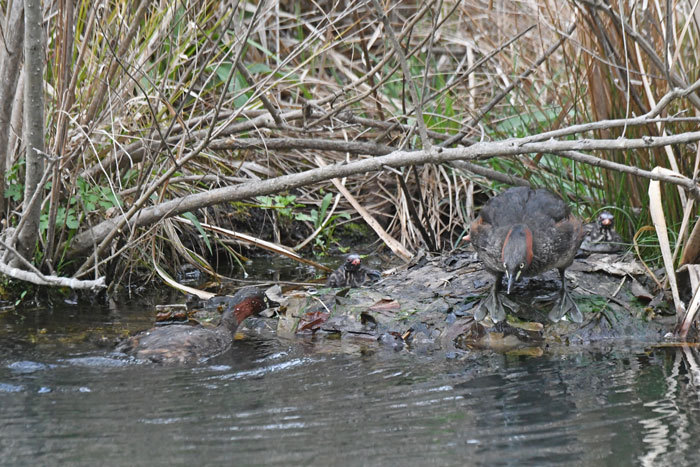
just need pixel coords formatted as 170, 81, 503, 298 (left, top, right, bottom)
1, 301, 699, 466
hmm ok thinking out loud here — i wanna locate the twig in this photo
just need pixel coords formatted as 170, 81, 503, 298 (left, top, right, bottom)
553, 148, 698, 197
80, 108, 305, 181
341, 113, 454, 141
74, 1, 266, 278
0, 239, 45, 275
397, 168, 436, 251
208, 136, 395, 155
293, 155, 345, 251
175, 216, 332, 272
442, 22, 577, 147
578, 0, 700, 110
308, 0, 437, 130
371, 0, 431, 150
421, 24, 537, 121
292, 191, 343, 252
236, 61, 284, 126
82, 0, 150, 126
80, 1, 245, 181
450, 160, 530, 186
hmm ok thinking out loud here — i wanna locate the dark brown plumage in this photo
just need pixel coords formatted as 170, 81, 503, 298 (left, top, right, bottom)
469, 187, 585, 323
326, 254, 380, 288
580, 211, 623, 253
116, 287, 272, 364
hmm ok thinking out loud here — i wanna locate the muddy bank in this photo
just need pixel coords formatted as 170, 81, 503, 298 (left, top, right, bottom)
273, 247, 683, 353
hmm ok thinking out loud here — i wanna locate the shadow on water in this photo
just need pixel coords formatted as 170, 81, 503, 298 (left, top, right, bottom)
2, 294, 700, 465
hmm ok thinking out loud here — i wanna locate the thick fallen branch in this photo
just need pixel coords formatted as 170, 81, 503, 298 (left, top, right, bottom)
69, 131, 700, 272
0, 261, 106, 289
0, 240, 105, 289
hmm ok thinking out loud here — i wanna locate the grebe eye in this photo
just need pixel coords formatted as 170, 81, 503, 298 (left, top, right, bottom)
519, 263, 524, 269
503, 262, 507, 269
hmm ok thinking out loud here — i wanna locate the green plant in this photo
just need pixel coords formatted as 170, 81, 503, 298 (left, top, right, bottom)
307, 193, 350, 253
39, 178, 122, 234
255, 193, 350, 253
255, 194, 308, 221
14, 290, 27, 307
75, 178, 122, 213
4, 159, 25, 203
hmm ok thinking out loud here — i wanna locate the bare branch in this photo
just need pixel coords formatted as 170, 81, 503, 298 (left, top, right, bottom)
0, 238, 105, 289
68, 130, 700, 268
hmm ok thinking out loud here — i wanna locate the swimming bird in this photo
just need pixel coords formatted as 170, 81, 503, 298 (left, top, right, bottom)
117, 287, 273, 364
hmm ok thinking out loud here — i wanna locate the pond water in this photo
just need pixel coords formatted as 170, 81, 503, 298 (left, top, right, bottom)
1, 299, 700, 466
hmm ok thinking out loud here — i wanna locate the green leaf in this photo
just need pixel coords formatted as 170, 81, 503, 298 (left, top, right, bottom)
14, 290, 27, 307
246, 38, 275, 59
39, 213, 48, 232
99, 187, 122, 209
65, 209, 79, 229
275, 194, 296, 206
5, 183, 23, 202
215, 63, 233, 87
256, 195, 273, 207
233, 72, 249, 108
247, 63, 270, 74
317, 193, 333, 227
308, 209, 319, 224
182, 212, 211, 254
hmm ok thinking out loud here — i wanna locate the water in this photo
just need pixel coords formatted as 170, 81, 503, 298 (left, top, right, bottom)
1, 302, 700, 466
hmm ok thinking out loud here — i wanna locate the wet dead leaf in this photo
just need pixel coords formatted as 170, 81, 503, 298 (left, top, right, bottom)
276, 294, 311, 337
155, 311, 188, 323
630, 279, 653, 302
368, 298, 401, 312
334, 287, 352, 298
264, 285, 288, 307
276, 312, 299, 337
298, 311, 330, 332
573, 255, 646, 276
155, 303, 191, 324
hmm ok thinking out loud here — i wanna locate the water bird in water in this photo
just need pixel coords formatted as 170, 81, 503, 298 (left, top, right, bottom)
469, 187, 585, 323
116, 287, 274, 364
326, 253, 381, 288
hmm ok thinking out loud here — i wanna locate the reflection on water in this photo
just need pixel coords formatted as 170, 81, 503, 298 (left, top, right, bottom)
1, 303, 700, 465
637, 346, 700, 467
